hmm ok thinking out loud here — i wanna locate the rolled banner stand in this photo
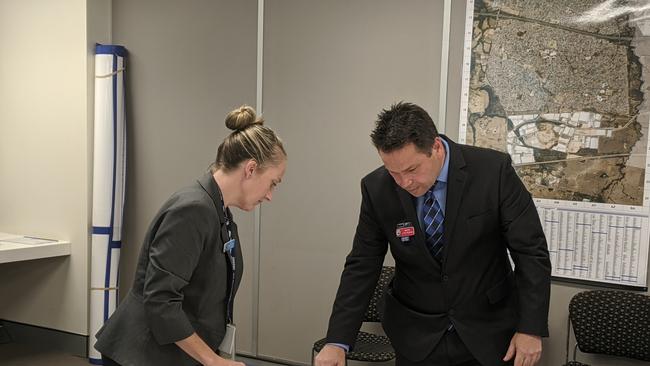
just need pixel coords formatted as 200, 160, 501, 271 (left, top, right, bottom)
89, 44, 127, 364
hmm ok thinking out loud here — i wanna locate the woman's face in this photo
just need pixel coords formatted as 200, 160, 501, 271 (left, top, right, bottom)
239, 159, 286, 211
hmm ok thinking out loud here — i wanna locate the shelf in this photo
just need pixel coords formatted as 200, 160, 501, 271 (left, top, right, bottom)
0, 232, 71, 264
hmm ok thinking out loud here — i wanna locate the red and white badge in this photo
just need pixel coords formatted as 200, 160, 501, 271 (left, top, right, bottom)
396, 222, 415, 242
396, 226, 415, 238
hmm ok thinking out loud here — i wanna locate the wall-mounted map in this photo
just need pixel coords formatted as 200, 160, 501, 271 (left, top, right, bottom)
459, 0, 650, 289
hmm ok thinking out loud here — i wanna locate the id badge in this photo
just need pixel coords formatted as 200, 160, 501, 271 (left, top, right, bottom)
218, 323, 237, 358
223, 238, 236, 253
396, 221, 415, 243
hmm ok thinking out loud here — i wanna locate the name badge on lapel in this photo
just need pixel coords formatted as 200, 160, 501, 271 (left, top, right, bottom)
396, 222, 415, 243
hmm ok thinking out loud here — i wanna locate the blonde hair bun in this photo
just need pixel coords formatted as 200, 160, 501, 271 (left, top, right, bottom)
225, 105, 264, 131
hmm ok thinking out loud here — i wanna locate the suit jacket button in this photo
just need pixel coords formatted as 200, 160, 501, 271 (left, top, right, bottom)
449, 309, 455, 316
442, 274, 449, 281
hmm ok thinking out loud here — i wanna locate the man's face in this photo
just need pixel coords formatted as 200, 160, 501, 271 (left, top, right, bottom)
379, 138, 445, 197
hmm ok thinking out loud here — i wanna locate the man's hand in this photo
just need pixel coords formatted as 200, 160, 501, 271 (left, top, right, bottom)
503, 332, 542, 366
314, 344, 346, 366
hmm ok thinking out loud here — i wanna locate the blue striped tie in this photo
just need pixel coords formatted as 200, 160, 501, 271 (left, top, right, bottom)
423, 188, 444, 261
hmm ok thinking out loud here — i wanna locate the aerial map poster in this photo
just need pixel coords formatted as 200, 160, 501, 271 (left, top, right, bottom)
459, 0, 650, 289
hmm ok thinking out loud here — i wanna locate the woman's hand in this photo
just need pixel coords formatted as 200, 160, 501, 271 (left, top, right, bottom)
176, 333, 246, 366
207, 357, 246, 366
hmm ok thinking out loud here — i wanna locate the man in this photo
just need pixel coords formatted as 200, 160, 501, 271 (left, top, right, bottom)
315, 102, 551, 366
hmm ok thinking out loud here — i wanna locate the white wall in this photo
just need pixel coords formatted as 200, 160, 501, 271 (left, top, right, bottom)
0, 0, 110, 336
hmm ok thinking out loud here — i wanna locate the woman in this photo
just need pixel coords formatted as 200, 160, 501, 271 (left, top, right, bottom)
95, 106, 286, 366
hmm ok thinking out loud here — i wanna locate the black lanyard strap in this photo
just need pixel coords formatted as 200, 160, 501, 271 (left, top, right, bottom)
218, 188, 237, 324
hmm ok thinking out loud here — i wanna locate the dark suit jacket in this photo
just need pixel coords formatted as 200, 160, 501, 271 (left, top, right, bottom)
95, 172, 244, 366
326, 137, 551, 366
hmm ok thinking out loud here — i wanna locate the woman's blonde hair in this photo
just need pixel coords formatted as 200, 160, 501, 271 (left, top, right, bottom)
214, 105, 286, 172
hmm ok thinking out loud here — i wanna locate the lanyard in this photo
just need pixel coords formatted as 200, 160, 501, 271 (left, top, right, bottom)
218, 189, 237, 324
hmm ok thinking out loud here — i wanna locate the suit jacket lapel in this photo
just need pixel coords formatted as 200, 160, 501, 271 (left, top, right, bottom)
396, 187, 419, 233
396, 183, 442, 267
442, 137, 467, 261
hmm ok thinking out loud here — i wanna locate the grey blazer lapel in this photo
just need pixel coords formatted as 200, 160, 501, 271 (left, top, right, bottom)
198, 171, 226, 225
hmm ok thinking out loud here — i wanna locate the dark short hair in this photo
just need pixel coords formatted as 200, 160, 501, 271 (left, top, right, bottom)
370, 102, 439, 154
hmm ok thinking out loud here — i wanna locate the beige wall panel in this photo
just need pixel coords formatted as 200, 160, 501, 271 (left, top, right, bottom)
0, 0, 93, 335
111, 0, 258, 353
259, 1, 443, 363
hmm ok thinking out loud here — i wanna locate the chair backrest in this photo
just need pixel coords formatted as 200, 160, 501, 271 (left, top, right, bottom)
569, 290, 650, 361
362, 266, 395, 322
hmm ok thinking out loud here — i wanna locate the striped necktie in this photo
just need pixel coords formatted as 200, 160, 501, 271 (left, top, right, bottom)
423, 188, 444, 261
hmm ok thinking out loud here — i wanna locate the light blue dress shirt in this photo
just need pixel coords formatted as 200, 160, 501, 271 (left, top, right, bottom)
416, 138, 450, 229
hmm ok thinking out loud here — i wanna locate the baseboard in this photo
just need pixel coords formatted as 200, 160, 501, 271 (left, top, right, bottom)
0, 319, 87, 357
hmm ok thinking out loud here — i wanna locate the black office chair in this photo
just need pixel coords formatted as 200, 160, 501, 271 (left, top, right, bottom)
312, 266, 396, 365
564, 290, 650, 366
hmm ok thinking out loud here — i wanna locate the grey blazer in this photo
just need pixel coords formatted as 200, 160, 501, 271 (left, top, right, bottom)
95, 172, 244, 366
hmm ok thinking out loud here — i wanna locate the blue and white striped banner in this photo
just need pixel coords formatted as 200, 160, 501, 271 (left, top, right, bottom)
89, 44, 127, 365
